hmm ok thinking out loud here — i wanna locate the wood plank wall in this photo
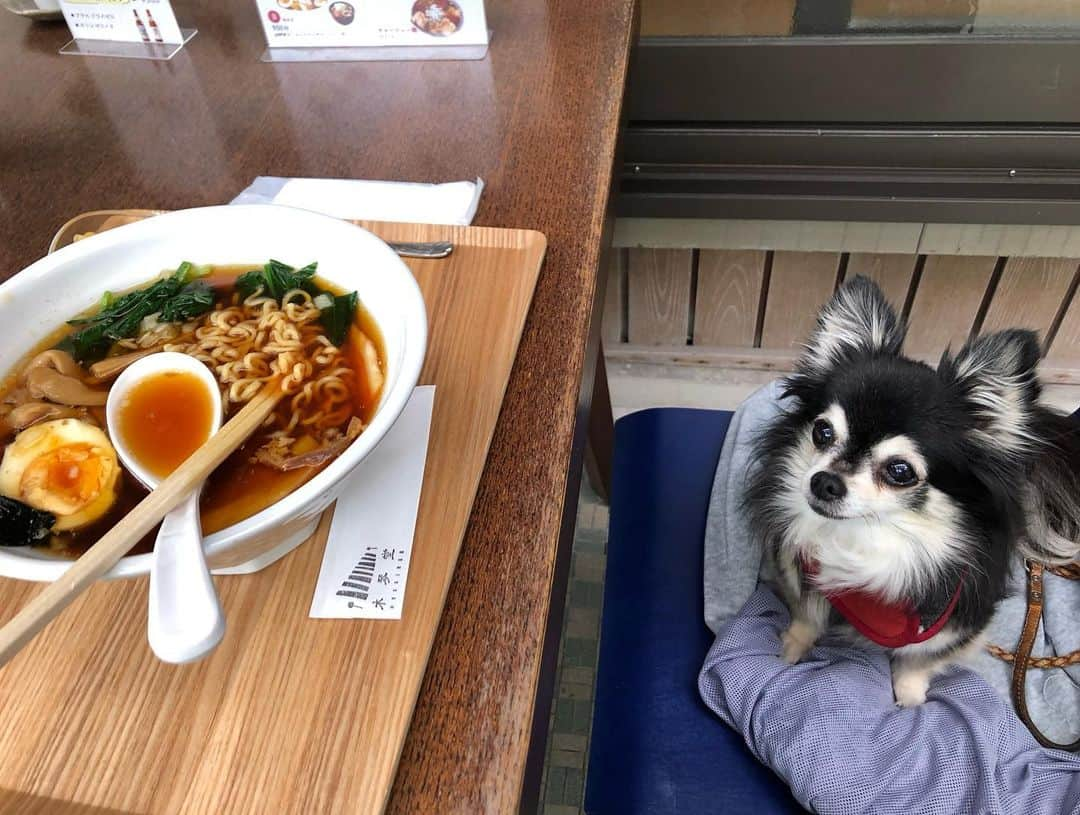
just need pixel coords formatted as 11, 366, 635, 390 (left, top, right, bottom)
605, 248, 1080, 381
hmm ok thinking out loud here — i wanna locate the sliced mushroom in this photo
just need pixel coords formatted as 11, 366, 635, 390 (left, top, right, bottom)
4, 388, 32, 406
7, 402, 82, 430
85, 405, 106, 429
22, 349, 84, 382
88, 349, 156, 383
26, 367, 107, 406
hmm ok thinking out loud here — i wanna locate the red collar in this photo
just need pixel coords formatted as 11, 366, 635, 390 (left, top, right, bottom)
802, 559, 965, 648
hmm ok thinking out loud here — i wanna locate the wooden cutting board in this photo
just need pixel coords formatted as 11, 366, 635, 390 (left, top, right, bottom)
0, 213, 546, 815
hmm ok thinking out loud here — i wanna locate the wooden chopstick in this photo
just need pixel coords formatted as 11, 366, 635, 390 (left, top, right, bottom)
0, 386, 282, 668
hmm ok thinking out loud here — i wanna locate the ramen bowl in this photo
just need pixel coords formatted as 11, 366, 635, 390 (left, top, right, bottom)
0, 205, 427, 581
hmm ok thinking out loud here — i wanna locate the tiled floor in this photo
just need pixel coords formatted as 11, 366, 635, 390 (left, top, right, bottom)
537, 477, 609, 815
534, 363, 780, 814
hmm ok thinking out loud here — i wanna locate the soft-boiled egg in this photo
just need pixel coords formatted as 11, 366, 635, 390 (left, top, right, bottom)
0, 418, 120, 531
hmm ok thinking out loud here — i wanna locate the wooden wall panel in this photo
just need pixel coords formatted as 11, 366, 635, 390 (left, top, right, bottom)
845, 253, 918, 311
976, 1, 1080, 31
904, 255, 997, 356
760, 251, 840, 349
692, 249, 766, 347
851, 0, 973, 25
1046, 287, 1080, 367
641, 0, 794, 36
613, 237, 1080, 381
980, 257, 1077, 349
626, 248, 693, 345
602, 249, 624, 345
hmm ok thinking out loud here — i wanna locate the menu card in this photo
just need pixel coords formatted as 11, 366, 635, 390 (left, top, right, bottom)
254, 0, 488, 50
59, 0, 184, 44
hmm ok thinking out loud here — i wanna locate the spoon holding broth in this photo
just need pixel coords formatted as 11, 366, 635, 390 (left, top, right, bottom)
106, 352, 225, 664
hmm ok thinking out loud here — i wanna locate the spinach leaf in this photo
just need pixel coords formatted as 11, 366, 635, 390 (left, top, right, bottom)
57, 327, 111, 364
238, 259, 319, 301
319, 291, 358, 347
234, 260, 357, 346
160, 281, 215, 322
59, 262, 216, 363
236, 270, 265, 301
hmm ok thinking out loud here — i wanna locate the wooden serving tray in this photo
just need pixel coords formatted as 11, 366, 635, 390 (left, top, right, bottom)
0, 213, 546, 815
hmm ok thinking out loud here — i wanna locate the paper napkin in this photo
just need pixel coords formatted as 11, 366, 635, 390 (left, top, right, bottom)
309, 386, 435, 620
231, 176, 483, 226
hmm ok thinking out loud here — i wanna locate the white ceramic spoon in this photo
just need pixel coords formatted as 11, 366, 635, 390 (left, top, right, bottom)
106, 352, 225, 664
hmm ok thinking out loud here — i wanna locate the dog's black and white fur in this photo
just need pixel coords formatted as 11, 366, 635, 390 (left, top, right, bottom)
746, 275, 1080, 706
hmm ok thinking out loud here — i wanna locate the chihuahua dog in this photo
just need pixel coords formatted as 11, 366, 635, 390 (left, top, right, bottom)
746, 276, 1080, 706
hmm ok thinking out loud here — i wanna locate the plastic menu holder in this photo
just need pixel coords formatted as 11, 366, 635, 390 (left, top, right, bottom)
58, 1, 196, 61
59, 29, 197, 61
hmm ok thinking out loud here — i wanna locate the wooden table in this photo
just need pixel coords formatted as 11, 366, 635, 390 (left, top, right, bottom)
0, 3, 636, 813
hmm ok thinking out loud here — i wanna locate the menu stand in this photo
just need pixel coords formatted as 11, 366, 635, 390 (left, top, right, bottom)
59, 28, 197, 61
260, 38, 488, 63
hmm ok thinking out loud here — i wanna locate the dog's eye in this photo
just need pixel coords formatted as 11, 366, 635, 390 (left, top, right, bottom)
883, 459, 917, 487
811, 419, 835, 449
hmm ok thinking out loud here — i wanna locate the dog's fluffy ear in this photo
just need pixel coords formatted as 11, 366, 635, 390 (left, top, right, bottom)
938, 329, 1042, 454
798, 275, 905, 374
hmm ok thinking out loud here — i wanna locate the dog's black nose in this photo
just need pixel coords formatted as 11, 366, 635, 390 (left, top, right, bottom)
810, 471, 847, 501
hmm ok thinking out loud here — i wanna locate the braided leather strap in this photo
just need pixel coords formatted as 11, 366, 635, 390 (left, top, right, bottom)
988, 560, 1080, 669
993, 561, 1080, 751
987, 643, 1080, 669
1047, 562, 1080, 580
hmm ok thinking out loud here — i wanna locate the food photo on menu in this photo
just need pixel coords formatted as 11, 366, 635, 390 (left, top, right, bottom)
329, 2, 354, 25
411, 0, 463, 36
252, 0, 485, 49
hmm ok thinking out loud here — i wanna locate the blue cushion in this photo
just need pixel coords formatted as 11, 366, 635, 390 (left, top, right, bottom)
585, 408, 803, 815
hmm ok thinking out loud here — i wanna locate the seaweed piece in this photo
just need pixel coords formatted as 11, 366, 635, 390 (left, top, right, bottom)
0, 495, 54, 546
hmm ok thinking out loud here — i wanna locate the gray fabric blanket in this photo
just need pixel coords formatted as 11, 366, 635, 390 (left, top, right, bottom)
701, 382, 1080, 810
699, 588, 1080, 815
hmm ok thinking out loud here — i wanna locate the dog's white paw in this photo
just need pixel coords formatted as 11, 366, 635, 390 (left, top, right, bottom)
780, 620, 817, 664
892, 669, 929, 707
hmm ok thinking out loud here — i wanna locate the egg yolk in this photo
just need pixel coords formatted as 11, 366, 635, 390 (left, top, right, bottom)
20, 443, 112, 517
0, 418, 121, 533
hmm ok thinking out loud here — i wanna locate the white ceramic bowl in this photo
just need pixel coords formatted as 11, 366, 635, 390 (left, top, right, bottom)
0, 205, 427, 581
